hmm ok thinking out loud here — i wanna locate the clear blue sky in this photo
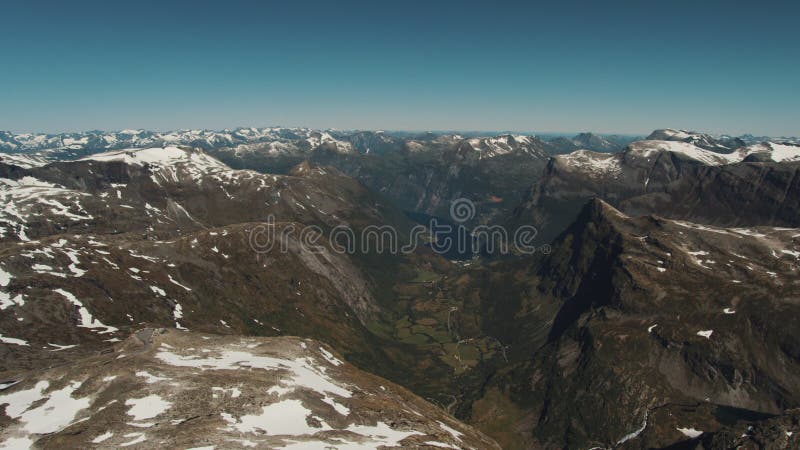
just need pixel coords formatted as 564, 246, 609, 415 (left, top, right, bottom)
1, 0, 798, 136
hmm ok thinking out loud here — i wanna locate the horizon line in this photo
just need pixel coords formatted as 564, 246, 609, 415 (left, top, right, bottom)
3, 126, 794, 139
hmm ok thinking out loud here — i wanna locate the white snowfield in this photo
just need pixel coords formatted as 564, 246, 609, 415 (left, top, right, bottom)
0, 153, 52, 168
556, 149, 622, 177
629, 140, 800, 165
677, 427, 703, 438
79, 146, 229, 174
741, 142, 800, 162
554, 139, 800, 177
628, 140, 740, 165
465, 134, 545, 158
76, 146, 277, 193
304, 131, 355, 153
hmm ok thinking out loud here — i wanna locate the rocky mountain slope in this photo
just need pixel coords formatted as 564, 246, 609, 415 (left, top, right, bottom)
0, 146, 450, 376
0, 145, 505, 448
0, 328, 499, 449
0, 145, 413, 241
513, 138, 800, 243
460, 199, 800, 448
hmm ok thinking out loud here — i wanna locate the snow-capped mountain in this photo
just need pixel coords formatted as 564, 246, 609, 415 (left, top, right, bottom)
511, 135, 800, 243
487, 199, 800, 448
0, 128, 355, 155
2, 127, 797, 162
645, 128, 748, 152
458, 134, 549, 159
627, 139, 800, 165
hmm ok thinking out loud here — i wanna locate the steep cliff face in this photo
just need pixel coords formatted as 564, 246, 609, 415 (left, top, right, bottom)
469, 199, 800, 449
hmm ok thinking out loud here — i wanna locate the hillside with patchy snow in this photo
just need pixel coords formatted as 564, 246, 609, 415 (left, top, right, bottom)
0, 328, 499, 449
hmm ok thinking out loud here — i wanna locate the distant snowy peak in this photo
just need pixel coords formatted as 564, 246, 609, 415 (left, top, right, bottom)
2, 128, 797, 164
1, 129, 545, 159
645, 129, 695, 141
628, 139, 800, 165
627, 140, 739, 165
79, 145, 224, 166
303, 131, 355, 154
0, 127, 349, 153
0, 152, 53, 168
555, 149, 623, 177
645, 128, 746, 151
78, 146, 234, 185
462, 134, 547, 158
225, 130, 355, 157
739, 133, 800, 145
332, 130, 403, 155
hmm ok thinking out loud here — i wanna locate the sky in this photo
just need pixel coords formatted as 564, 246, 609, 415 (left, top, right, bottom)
1, 0, 798, 136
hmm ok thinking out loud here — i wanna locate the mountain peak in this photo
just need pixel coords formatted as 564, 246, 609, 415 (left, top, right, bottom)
78, 145, 229, 171
645, 128, 747, 152
645, 128, 691, 140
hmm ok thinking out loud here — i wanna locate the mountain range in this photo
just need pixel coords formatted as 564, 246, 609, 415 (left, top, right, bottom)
2, 127, 796, 155
1, 127, 799, 449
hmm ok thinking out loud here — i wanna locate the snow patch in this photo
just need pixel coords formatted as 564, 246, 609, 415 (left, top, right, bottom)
677, 427, 703, 438
125, 394, 172, 421
54, 289, 118, 334
697, 330, 714, 339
